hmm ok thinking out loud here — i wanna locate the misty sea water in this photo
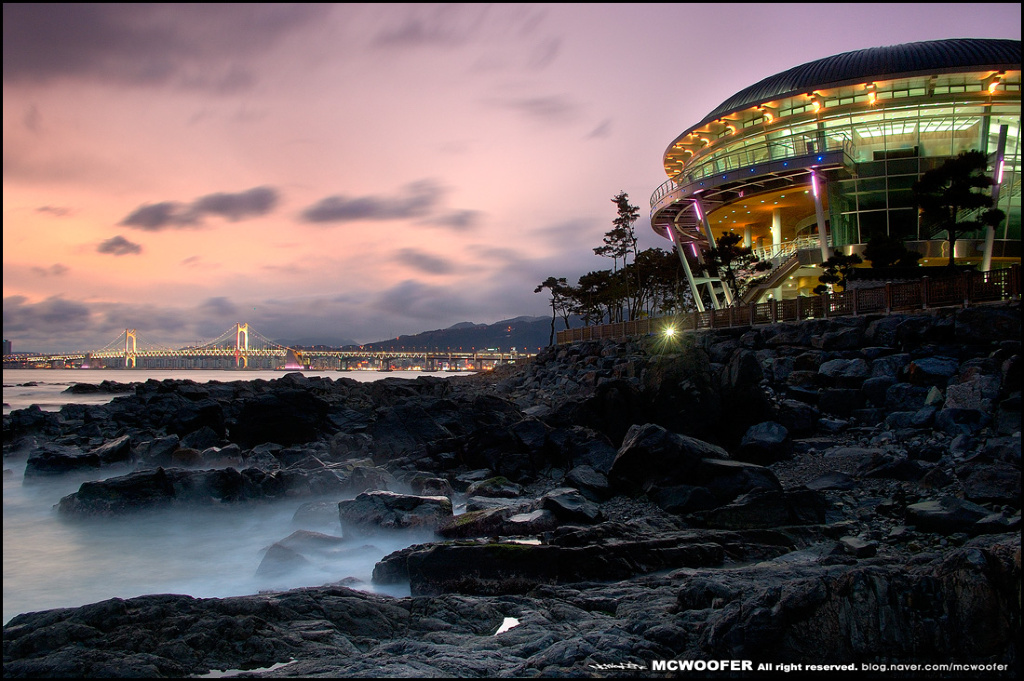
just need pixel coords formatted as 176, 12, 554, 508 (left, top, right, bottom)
3, 368, 470, 625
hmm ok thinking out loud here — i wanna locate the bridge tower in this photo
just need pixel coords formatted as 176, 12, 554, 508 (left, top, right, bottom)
124, 329, 137, 369
234, 323, 249, 369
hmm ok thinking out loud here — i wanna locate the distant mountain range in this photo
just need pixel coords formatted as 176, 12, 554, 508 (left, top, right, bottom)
285, 316, 578, 353
357, 315, 570, 353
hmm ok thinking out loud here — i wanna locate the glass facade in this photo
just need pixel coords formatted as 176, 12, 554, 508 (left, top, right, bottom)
653, 68, 1021, 255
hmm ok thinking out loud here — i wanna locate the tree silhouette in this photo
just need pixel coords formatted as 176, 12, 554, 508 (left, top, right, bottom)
913, 150, 1005, 268
534, 276, 570, 346
813, 253, 863, 294
861, 233, 922, 269
703, 232, 772, 302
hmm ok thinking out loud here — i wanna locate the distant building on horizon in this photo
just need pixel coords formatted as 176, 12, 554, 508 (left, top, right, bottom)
3, 339, 11, 356
650, 38, 1021, 310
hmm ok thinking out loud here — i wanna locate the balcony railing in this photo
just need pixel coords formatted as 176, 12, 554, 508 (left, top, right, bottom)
556, 266, 1020, 345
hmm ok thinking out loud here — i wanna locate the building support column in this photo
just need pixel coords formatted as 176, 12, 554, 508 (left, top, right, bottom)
667, 225, 706, 313
771, 208, 783, 258
743, 225, 753, 249
693, 197, 732, 307
982, 125, 1008, 272
810, 169, 832, 262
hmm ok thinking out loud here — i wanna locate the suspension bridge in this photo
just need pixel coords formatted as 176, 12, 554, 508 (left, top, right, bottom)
4, 323, 531, 371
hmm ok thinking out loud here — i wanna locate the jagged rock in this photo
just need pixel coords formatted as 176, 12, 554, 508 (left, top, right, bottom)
564, 465, 610, 501
906, 357, 960, 386
170, 447, 203, 467
958, 463, 1021, 504
819, 358, 870, 381
256, 543, 312, 577
89, 434, 133, 465
201, 443, 243, 467
736, 421, 792, 465
408, 475, 454, 499
345, 465, 398, 493
539, 488, 601, 524
464, 476, 523, 498
885, 382, 930, 411
436, 507, 513, 539
861, 375, 896, 407
839, 535, 878, 557
275, 529, 345, 552
24, 444, 100, 479
690, 489, 829, 529
337, 491, 453, 533
609, 423, 729, 492
180, 426, 221, 451
935, 408, 990, 436
504, 509, 558, 535
857, 453, 930, 482
775, 399, 819, 435
232, 389, 329, 447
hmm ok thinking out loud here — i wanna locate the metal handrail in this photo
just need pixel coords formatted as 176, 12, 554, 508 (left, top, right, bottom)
556, 265, 1020, 345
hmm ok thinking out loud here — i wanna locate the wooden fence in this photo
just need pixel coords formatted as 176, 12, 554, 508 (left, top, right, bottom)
556, 265, 1020, 345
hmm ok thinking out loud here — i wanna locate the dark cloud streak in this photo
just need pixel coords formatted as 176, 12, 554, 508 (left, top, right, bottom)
301, 180, 440, 224
97, 235, 142, 256
120, 186, 279, 231
30, 263, 70, 277
394, 249, 455, 275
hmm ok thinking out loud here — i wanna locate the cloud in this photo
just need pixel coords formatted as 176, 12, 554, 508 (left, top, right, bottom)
199, 297, 238, 318
190, 186, 278, 221
2, 295, 94, 335
3, 4, 328, 90
119, 202, 196, 231
487, 95, 579, 125
301, 180, 441, 224
36, 205, 72, 217
424, 209, 482, 232
371, 5, 491, 49
394, 248, 456, 275
120, 186, 279, 231
97, 235, 142, 256
375, 280, 470, 321
586, 119, 613, 139
30, 263, 69, 277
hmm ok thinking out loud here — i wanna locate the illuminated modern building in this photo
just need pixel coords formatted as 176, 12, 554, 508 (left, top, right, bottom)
650, 38, 1021, 309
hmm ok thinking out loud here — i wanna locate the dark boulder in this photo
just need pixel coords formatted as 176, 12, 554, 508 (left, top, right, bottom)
232, 389, 329, 448
255, 543, 312, 578
906, 497, 994, 535
24, 444, 100, 479
134, 435, 181, 467
89, 435, 133, 465
609, 423, 729, 493
539, 487, 601, 524
736, 421, 792, 465
337, 491, 452, 533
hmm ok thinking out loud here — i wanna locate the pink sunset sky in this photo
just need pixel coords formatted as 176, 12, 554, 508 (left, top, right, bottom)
4, 3, 1021, 352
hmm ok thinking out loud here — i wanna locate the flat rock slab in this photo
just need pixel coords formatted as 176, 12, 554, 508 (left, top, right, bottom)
401, 539, 725, 596
906, 497, 993, 535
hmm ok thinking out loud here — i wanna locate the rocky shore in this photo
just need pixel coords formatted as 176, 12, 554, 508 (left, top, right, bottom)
3, 303, 1020, 677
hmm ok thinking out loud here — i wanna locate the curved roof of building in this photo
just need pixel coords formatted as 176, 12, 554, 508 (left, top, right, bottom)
694, 38, 1020, 130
